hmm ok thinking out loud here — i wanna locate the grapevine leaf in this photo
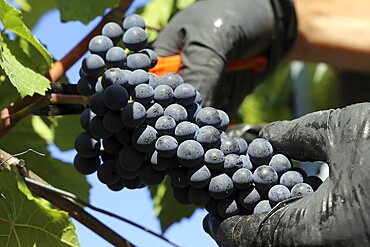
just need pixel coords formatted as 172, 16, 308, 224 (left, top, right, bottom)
53, 0, 119, 24
175, 0, 195, 10
53, 115, 83, 151
150, 178, 196, 232
0, 34, 50, 96
137, 0, 174, 43
0, 71, 19, 110
0, 0, 52, 66
0, 116, 90, 201
22, 0, 56, 29
0, 167, 79, 247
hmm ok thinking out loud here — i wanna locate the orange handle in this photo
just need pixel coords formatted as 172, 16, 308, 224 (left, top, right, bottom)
149, 54, 267, 77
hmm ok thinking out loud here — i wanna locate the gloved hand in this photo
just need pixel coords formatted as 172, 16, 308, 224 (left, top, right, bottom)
203, 102, 370, 246
152, 0, 296, 113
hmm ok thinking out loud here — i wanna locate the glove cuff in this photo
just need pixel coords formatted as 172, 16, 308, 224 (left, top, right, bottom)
266, 0, 297, 72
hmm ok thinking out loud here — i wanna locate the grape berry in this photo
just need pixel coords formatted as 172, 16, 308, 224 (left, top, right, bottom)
74, 14, 323, 220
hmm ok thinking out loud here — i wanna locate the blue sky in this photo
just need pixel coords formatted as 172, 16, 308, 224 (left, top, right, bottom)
30, 1, 218, 247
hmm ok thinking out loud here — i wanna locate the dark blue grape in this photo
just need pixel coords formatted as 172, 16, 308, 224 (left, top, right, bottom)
126, 53, 151, 71
123, 27, 147, 51
80, 108, 95, 131
177, 140, 204, 167
253, 165, 278, 191
280, 170, 304, 189
172, 186, 191, 205
73, 154, 100, 175
154, 115, 176, 136
194, 91, 202, 104
232, 168, 253, 189
188, 187, 211, 206
102, 68, 129, 89
121, 176, 143, 190
208, 173, 234, 200
164, 103, 188, 123
107, 180, 125, 191
173, 83, 196, 106
123, 14, 146, 30
140, 48, 158, 68
82, 54, 105, 77
95, 79, 103, 93
102, 135, 123, 154
217, 109, 230, 132
195, 125, 221, 149
103, 110, 124, 133
220, 137, 240, 155
268, 184, 291, 206
223, 154, 243, 174
116, 127, 134, 145
89, 115, 112, 139
128, 69, 149, 88
145, 103, 164, 125
170, 166, 189, 188
102, 22, 123, 44
153, 84, 174, 107
240, 154, 253, 170
150, 151, 172, 171
184, 102, 201, 122
269, 154, 291, 176
247, 138, 273, 166
97, 160, 120, 185
205, 198, 219, 216
236, 138, 248, 155
134, 83, 154, 105
121, 101, 146, 128
148, 72, 160, 89
139, 162, 165, 186
103, 84, 129, 110
88, 35, 113, 58
116, 162, 139, 180
74, 131, 100, 158
155, 135, 178, 158
89, 92, 109, 116
204, 148, 224, 170
119, 144, 146, 172
253, 200, 271, 214
195, 107, 221, 128
217, 195, 240, 219
132, 125, 158, 153
174, 121, 198, 142
106, 47, 127, 68
239, 187, 261, 210
187, 165, 211, 188
291, 183, 314, 198
159, 72, 183, 90
77, 76, 96, 96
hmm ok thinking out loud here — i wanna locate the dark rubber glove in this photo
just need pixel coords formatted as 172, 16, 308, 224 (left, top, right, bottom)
152, 0, 296, 113
204, 102, 370, 246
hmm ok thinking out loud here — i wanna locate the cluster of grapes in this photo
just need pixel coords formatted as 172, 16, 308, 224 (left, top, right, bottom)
73, 14, 323, 219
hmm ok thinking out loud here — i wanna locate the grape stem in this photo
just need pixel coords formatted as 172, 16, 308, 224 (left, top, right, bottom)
0, 1, 133, 138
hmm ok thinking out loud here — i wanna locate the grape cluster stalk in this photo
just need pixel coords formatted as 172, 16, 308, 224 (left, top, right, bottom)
74, 14, 323, 219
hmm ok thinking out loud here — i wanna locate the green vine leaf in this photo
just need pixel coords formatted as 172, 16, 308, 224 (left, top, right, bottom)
54, 0, 119, 24
0, 34, 50, 96
0, 0, 52, 66
150, 178, 196, 232
0, 167, 79, 247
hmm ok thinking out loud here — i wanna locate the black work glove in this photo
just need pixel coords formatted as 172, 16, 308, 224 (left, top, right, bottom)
152, 0, 296, 113
204, 102, 370, 246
